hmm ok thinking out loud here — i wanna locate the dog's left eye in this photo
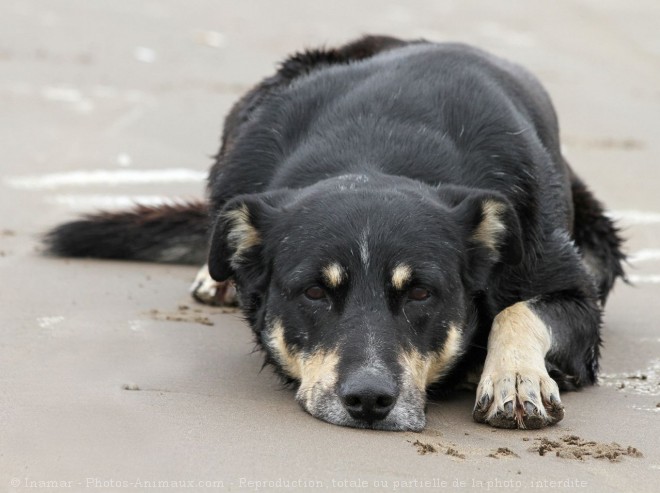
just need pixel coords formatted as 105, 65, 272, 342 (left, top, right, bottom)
304, 285, 327, 300
407, 286, 431, 301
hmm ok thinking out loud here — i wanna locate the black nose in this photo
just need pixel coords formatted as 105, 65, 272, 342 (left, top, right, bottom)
338, 371, 398, 423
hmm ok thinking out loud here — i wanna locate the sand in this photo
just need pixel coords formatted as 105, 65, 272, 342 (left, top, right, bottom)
1, 1, 659, 492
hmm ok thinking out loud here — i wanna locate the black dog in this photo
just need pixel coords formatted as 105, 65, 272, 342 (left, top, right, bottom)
46, 36, 625, 431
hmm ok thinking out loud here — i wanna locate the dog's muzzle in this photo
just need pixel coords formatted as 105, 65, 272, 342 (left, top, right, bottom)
297, 365, 427, 431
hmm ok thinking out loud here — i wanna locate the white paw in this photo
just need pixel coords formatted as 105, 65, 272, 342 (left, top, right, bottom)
473, 367, 564, 429
190, 265, 237, 306
472, 301, 564, 429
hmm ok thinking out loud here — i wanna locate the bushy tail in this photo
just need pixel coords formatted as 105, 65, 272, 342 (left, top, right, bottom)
571, 176, 626, 304
44, 201, 209, 265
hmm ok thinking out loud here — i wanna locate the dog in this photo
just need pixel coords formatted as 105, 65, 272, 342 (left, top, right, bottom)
46, 35, 625, 431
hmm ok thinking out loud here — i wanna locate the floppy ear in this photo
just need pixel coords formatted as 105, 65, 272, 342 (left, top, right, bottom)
208, 192, 285, 282
456, 193, 523, 265
451, 190, 524, 288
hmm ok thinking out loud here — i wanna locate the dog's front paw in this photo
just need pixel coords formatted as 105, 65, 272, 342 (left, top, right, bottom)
472, 369, 564, 429
190, 265, 238, 306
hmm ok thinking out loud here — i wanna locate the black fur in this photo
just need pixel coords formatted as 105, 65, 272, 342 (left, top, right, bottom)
205, 37, 623, 380
46, 36, 625, 430
569, 170, 627, 304
45, 201, 209, 264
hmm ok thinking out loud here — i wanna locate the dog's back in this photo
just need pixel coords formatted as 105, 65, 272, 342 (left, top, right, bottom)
212, 43, 565, 216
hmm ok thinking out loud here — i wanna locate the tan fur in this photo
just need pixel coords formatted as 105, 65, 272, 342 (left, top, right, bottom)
485, 302, 551, 370
477, 301, 558, 424
472, 199, 506, 253
399, 323, 463, 391
296, 349, 340, 406
225, 204, 261, 266
266, 319, 339, 410
264, 319, 303, 380
391, 264, 412, 290
322, 262, 345, 288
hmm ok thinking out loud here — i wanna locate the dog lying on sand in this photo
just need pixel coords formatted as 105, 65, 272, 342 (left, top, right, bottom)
46, 35, 625, 431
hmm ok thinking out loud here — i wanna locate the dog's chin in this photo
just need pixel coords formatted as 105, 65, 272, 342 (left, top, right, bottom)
297, 387, 427, 432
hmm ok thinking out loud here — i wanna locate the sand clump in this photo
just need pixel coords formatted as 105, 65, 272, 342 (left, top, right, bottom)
149, 307, 214, 326
411, 440, 437, 455
488, 447, 519, 459
410, 440, 466, 459
446, 447, 466, 459
529, 435, 643, 462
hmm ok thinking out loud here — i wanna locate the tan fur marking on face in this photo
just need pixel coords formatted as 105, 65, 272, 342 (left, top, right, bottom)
391, 264, 412, 290
265, 319, 303, 380
322, 262, 345, 288
399, 323, 464, 391
266, 319, 340, 411
472, 199, 506, 252
295, 348, 340, 410
225, 204, 261, 265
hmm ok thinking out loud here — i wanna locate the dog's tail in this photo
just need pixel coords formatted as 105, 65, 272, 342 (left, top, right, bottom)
570, 174, 626, 305
44, 201, 209, 265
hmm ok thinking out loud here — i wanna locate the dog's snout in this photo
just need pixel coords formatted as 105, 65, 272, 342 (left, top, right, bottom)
338, 371, 398, 423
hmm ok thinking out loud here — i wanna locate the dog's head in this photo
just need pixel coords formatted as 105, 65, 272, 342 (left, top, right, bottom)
208, 174, 522, 431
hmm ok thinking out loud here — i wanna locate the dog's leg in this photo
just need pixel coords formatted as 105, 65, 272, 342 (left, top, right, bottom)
473, 295, 601, 429
190, 264, 237, 306
473, 301, 562, 429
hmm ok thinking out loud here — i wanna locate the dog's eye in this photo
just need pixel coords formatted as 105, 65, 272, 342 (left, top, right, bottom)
304, 285, 327, 300
407, 286, 431, 301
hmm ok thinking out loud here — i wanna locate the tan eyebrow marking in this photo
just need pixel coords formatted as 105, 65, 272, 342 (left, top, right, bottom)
391, 263, 412, 290
322, 262, 345, 288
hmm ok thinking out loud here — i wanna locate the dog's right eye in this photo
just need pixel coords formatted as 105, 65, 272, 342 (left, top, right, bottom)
407, 286, 431, 301
304, 285, 327, 300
